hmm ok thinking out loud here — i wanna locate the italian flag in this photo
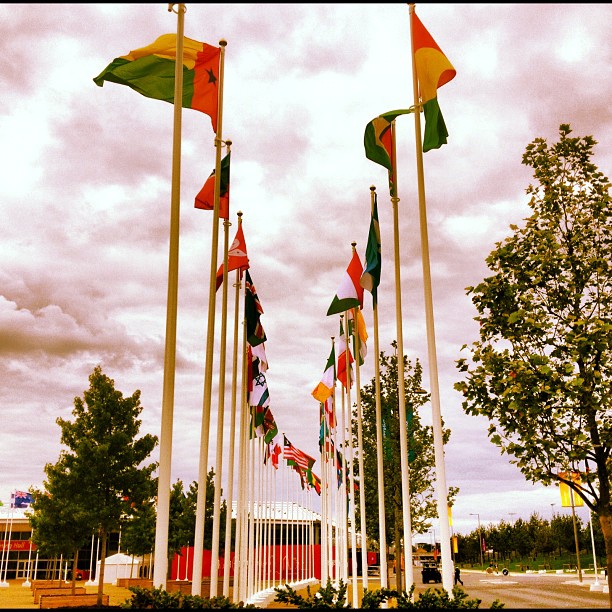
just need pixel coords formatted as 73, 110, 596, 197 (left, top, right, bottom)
94, 34, 221, 133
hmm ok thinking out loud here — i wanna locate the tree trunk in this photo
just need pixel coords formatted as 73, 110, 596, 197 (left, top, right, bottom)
599, 512, 612, 608
70, 549, 79, 594
97, 530, 107, 606
394, 503, 403, 592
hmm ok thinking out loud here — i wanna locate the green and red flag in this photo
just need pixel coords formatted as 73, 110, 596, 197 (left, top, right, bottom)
195, 152, 231, 219
94, 34, 220, 133
411, 11, 456, 152
364, 109, 412, 196
360, 192, 381, 304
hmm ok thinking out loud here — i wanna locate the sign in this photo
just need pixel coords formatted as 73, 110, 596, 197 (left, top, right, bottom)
558, 472, 585, 507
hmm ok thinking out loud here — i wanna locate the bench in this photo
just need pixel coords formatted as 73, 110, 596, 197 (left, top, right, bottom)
34, 587, 86, 604
31, 580, 68, 590
39, 593, 109, 609
115, 577, 153, 588
367, 565, 381, 576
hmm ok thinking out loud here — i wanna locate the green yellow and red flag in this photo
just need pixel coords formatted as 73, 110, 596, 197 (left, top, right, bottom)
94, 34, 220, 133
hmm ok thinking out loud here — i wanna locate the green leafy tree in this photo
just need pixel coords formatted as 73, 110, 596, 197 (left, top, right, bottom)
36, 365, 158, 604
455, 124, 612, 601
354, 343, 457, 589
28, 468, 91, 591
121, 497, 157, 577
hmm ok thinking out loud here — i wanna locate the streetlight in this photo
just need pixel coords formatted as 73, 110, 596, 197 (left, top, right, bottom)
470, 513, 484, 569
550, 503, 556, 518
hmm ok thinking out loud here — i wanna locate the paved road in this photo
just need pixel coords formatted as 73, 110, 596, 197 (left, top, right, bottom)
435, 569, 610, 609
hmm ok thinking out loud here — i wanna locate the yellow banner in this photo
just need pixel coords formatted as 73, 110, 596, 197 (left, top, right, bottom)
559, 471, 585, 507
452, 536, 458, 554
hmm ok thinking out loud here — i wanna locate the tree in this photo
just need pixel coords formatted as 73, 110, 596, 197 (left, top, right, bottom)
28, 467, 91, 591
455, 124, 612, 602
36, 365, 158, 604
355, 342, 457, 588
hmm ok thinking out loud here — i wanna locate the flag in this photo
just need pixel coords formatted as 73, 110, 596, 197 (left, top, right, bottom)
324, 395, 336, 430
364, 109, 413, 196
336, 321, 354, 389
262, 408, 279, 445
348, 308, 368, 365
215, 220, 249, 291
360, 193, 381, 303
245, 270, 267, 347
558, 471, 585, 507
195, 152, 231, 219
411, 11, 456, 152
94, 34, 221, 133
306, 468, 322, 496
283, 435, 316, 471
311, 346, 336, 403
249, 372, 270, 408
271, 443, 281, 469
292, 464, 306, 490
327, 250, 364, 316
335, 448, 344, 489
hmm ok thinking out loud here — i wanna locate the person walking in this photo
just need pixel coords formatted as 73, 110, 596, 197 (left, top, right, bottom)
454, 566, 464, 586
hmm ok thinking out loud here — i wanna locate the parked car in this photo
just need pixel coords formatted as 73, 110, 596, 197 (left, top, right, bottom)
421, 561, 442, 584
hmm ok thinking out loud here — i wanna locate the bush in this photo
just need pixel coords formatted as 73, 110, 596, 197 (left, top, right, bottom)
120, 586, 256, 609
273, 580, 505, 609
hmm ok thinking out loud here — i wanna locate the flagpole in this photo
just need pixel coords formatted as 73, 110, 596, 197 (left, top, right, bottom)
409, 3, 453, 593
368, 185, 389, 590
390, 118, 414, 591
210, 141, 233, 597
350, 247, 368, 591
342, 312, 359, 608
223, 211, 244, 598
192, 37, 228, 596
153, 3, 185, 588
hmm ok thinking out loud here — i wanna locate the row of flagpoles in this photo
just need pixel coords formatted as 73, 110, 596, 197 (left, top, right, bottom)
93, 1, 458, 602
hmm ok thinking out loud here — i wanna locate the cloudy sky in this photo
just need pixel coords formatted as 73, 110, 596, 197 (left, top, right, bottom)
2, 3, 610, 537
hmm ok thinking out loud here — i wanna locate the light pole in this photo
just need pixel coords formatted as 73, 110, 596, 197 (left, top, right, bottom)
470, 513, 484, 569
550, 503, 556, 518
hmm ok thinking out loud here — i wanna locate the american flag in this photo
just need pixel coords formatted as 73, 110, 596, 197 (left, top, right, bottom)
283, 435, 315, 471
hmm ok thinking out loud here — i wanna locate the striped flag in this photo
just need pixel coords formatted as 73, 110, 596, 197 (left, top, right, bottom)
312, 345, 336, 403
283, 435, 315, 471
327, 249, 364, 316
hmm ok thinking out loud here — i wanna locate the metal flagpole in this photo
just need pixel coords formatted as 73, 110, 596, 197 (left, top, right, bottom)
408, 3, 452, 593
368, 185, 389, 591
210, 140, 233, 597
342, 311, 359, 608
152, 3, 185, 588
389, 119, 414, 591
223, 213, 244, 596
352, 300, 369, 591
191, 36, 228, 596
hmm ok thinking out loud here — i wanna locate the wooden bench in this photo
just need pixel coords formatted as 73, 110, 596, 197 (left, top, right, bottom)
34, 587, 86, 604
31, 580, 68, 591
116, 577, 153, 588
39, 593, 109, 609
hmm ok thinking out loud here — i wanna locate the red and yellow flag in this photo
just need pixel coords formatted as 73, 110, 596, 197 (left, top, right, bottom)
411, 11, 456, 152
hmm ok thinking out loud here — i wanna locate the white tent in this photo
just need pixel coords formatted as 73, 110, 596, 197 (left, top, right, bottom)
93, 552, 141, 585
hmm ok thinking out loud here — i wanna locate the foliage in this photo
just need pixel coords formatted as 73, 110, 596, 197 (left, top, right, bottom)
121, 586, 255, 608
120, 497, 157, 560
355, 343, 458, 545
454, 124, 611, 591
273, 578, 348, 608
273, 580, 504, 609
395, 585, 504, 608
29, 365, 158, 602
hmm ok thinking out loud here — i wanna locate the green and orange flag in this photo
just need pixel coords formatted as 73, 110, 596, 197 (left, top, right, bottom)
363, 109, 412, 196
411, 11, 456, 152
94, 34, 221, 133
